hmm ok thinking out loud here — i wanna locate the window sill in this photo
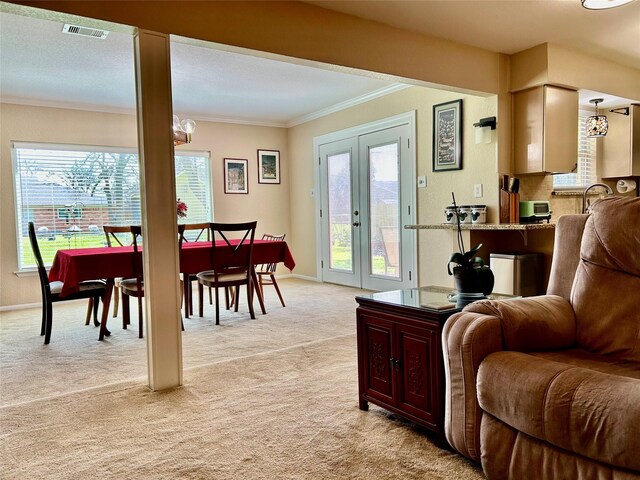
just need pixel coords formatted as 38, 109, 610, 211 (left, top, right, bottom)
14, 268, 46, 278
552, 190, 584, 196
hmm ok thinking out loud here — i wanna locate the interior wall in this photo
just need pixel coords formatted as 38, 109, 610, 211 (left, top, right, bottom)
0, 103, 289, 307
287, 86, 498, 287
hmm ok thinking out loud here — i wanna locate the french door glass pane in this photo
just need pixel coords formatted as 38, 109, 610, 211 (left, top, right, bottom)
327, 152, 353, 272
369, 142, 400, 278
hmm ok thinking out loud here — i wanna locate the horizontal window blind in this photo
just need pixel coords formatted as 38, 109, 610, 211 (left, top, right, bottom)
553, 111, 597, 190
13, 143, 212, 270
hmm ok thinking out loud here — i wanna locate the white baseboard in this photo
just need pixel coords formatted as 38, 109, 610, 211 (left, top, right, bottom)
0, 302, 41, 312
0, 298, 87, 312
288, 274, 321, 282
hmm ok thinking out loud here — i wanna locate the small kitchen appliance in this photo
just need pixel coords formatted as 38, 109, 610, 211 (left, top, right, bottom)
519, 201, 551, 223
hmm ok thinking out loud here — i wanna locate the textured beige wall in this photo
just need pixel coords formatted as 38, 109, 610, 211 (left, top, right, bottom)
287, 86, 498, 287
0, 103, 288, 307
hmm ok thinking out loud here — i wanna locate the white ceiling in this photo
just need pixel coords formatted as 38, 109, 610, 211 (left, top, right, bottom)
0, 12, 397, 127
1, 2, 639, 126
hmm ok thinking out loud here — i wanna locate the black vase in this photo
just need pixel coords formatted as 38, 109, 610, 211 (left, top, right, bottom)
453, 266, 495, 296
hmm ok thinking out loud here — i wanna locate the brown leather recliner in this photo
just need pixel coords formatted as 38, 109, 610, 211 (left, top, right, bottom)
442, 196, 640, 479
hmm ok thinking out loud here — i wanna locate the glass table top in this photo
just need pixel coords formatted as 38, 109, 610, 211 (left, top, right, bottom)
357, 285, 519, 311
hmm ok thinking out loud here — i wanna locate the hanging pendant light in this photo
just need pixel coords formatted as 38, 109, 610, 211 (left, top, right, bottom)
586, 99, 608, 137
173, 115, 196, 145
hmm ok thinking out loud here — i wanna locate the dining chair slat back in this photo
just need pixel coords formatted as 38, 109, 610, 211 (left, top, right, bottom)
118, 225, 145, 338
196, 221, 257, 325
103, 225, 136, 247
257, 233, 287, 307
179, 222, 210, 243
28, 222, 105, 344
178, 223, 213, 318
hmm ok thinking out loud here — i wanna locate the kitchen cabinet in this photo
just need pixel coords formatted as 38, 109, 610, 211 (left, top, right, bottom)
512, 85, 578, 174
600, 104, 640, 178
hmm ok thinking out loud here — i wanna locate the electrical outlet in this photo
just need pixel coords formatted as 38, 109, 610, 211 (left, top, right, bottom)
474, 184, 483, 198
417, 176, 427, 188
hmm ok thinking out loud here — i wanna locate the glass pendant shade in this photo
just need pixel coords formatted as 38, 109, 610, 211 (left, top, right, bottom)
586, 98, 608, 138
586, 115, 608, 137
172, 115, 196, 144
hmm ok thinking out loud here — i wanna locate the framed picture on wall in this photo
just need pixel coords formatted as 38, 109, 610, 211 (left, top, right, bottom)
224, 158, 249, 194
432, 99, 463, 171
257, 149, 280, 184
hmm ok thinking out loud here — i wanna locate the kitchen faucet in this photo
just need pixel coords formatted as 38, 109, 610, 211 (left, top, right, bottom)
582, 183, 613, 214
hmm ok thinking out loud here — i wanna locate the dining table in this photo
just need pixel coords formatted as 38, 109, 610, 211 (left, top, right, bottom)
49, 239, 296, 340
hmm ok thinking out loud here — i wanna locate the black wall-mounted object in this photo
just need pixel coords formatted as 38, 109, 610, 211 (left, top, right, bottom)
473, 116, 497, 130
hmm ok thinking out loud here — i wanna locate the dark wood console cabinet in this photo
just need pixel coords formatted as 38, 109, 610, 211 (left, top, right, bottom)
356, 287, 461, 443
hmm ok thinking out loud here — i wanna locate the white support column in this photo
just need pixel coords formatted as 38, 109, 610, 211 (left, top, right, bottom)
133, 29, 183, 391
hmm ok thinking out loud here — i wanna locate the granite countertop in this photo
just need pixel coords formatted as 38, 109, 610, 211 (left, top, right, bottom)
404, 223, 555, 231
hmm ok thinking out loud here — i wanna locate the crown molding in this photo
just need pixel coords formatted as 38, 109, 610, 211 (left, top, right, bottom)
286, 83, 411, 127
2, 83, 410, 130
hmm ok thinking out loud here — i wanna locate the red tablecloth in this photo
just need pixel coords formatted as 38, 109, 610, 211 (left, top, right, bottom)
49, 240, 295, 298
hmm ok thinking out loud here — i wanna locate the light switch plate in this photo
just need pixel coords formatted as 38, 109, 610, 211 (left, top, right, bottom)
474, 184, 483, 198
417, 176, 427, 188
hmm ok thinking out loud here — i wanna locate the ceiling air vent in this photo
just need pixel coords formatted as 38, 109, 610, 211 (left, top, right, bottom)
62, 24, 109, 40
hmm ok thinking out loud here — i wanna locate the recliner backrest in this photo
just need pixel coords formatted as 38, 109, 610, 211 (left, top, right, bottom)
570, 196, 640, 361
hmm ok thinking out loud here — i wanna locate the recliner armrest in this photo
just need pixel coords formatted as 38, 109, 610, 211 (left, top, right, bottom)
464, 295, 576, 351
442, 295, 576, 462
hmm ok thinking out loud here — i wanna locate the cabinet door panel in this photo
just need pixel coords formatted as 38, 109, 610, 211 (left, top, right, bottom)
360, 316, 394, 404
396, 324, 438, 423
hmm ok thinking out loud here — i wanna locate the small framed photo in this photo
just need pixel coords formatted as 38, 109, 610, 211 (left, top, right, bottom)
432, 99, 463, 172
224, 158, 248, 194
257, 149, 280, 184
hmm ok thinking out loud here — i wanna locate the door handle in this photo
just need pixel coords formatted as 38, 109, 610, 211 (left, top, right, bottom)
352, 222, 361, 227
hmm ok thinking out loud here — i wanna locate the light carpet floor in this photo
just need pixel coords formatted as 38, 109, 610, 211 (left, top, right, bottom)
0, 279, 483, 479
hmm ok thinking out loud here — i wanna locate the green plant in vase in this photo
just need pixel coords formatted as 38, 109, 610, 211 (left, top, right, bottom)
447, 193, 494, 295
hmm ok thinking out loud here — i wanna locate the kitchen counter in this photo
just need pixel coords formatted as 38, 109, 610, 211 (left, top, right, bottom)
404, 223, 555, 231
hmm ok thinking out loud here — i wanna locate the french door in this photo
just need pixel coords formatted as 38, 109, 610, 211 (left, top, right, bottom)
318, 120, 415, 291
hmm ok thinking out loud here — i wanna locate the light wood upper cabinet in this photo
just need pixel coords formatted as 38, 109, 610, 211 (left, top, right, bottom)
600, 104, 640, 178
513, 85, 578, 174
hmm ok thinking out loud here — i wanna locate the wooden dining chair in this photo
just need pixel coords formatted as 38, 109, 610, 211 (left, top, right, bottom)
196, 221, 257, 325
118, 226, 144, 338
178, 222, 214, 318
28, 222, 106, 345
103, 225, 137, 318
256, 233, 286, 307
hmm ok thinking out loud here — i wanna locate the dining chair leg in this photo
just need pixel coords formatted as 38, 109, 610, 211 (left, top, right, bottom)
40, 288, 47, 336
189, 283, 194, 319
198, 283, 204, 318
98, 279, 114, 341
251, 269, 267, 315
271, 274, 286, 307
224, 287, 230, 310
234, 286, 240, 312
122, 290, 130, 329
214, 287, 220, 325
93, 296, 100, 323
112, 285, 120, 318
209, 286, 213, 305
137, 296, 143, 339
44, 300, 53, 345
183, 275, 190, 319
85, 298, 93, 325
247, 280, 256, 320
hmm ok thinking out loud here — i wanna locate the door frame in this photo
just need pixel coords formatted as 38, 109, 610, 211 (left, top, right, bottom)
312, 111, 417, 289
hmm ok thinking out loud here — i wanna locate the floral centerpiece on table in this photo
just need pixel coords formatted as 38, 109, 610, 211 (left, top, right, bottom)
176, 199, 188, 218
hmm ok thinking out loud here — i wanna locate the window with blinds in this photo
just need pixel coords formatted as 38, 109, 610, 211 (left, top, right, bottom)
553, 111, 597, 190
13, 143, 212, 270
